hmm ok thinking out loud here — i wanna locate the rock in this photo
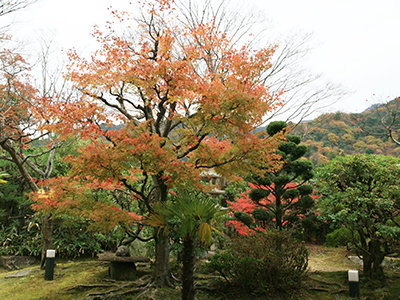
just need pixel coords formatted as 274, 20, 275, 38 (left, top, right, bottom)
115, 246, 130, 257
348, 256, 400, 269
0, 256, 37, 270
4, 269, 31, 278
348, 256, 363, 266
381, 257, 400, 269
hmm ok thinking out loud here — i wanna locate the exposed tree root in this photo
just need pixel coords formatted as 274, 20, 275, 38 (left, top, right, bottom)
87, 282, 141, 296
65, 275, 151, 297
307, 286, 347, 294
134, 284, 158, 300
194, 275, 224, 280
171, 272, 180, 282
66, 274, 176, 300
66, 272, 225, 299
331, 289, 347, 294
307, 287, 331, 292
309, 275, 345, 287
66, 284, 119, 291
306, 276, 348, 296
196, 285, 221, 293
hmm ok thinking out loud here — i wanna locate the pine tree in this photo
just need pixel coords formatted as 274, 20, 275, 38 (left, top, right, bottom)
236, 121, 315, 230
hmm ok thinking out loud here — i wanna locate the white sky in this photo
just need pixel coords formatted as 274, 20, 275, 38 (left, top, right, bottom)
1, 0, 399, 117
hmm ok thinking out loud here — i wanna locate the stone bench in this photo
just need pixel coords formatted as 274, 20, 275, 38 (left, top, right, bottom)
97, 252, 150, 281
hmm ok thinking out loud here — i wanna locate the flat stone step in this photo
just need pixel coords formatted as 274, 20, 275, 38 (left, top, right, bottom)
97, 252, 150, 263
5, 269, 31, 278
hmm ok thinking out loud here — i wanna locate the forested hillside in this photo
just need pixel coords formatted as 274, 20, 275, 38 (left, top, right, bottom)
289, 98, 400, 166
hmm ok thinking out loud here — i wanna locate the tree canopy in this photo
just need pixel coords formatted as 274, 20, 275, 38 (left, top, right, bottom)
317, 154, 400, 285
32, 0, 285, 286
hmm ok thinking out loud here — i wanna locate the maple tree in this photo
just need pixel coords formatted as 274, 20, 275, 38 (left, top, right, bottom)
32, 0, 284, 287
0, 35, 60, 268
0, 47, 55, 189
0, 86, 63, 269
0, 17, 72, 267
174, 1, 345, 125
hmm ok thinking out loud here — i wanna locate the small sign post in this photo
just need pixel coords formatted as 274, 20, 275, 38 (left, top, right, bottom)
348, 270, 360, 299
45, 249, 56, 281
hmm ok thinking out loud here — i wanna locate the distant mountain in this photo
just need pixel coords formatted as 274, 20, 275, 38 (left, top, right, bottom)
293, 99, 400, 165
361, 103, 382, 113
259, 99, 400, 166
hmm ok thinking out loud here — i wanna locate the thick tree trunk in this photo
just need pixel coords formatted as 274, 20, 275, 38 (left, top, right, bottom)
152, 227, 172, 287
370, 240, 386, 286
150, 175, 173, 287
40, 213, 53, 269
362, 239, 387, 286
359, 230, 372, 278
362, 252, 372, 279
182, 233, 195, 300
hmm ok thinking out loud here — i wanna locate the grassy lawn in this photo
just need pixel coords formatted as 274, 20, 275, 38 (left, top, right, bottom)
1, 245, 400, 299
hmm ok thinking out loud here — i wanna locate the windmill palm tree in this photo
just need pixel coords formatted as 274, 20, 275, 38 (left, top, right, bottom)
147, 189, 226, 300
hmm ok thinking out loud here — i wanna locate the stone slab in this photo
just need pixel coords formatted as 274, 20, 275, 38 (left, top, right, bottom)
4, 269, 31, 278
97, 252, 150, 263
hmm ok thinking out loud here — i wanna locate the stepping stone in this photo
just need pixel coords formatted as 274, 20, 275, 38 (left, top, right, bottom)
5, 269, 31, 278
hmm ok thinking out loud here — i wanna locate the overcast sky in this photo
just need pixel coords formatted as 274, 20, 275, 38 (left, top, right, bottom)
2, 0, 399, 117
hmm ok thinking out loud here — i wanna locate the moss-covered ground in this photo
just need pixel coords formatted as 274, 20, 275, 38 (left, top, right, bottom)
1, 245, 400, 299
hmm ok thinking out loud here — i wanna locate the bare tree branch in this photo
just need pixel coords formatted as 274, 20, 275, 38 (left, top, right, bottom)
173, 0, 348, 124
358, 96, 400, 145
0, 0, 38, 18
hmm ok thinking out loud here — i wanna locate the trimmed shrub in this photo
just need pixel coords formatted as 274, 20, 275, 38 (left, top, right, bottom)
204, 229, 309, 297
325, 227, 360, 248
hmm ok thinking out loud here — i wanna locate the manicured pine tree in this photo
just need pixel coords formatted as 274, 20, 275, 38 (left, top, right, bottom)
236, 121, 315, 230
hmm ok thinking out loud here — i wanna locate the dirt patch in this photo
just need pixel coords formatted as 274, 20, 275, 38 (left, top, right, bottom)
307, 244, 361, 272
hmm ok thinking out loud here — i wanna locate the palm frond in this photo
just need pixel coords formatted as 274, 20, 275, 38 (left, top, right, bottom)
145, 212, 169, 236
198, 222, 212, 245
147, 188, 227, 243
